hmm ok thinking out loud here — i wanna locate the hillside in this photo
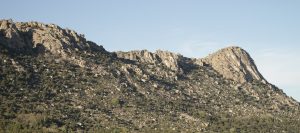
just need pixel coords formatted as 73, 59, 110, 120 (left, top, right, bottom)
0, 19, 300, 132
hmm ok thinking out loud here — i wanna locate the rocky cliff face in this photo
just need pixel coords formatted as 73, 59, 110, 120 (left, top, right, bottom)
196, 46, 265, 83
116, 50, 183, 71
1, 20, 299, 133
0, 19, 105, 56
117, 46, 266, 84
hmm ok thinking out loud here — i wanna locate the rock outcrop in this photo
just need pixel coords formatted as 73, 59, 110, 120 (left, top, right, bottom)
0, 19, 105, 55
196, 46, 265, 83
117, 46, 266, 84
116, 50, 183, 71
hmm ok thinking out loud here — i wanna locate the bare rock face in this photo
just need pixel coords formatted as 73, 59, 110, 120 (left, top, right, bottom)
116, 50, 160, 64
116, 50, 182, 71
0, 19, 27, 49
155, 50, 181, 71
196, 46, 265, 83
117, 47, 265, 84
0, 19, 105, 55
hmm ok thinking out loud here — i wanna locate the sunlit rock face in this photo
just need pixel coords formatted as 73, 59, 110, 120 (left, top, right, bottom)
116, 50, 183, 71
196, 46, 265, 83
0, 19, 105, 55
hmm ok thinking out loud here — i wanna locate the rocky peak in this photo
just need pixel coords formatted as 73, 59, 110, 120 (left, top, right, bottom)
116, 50, 182, 71
0, 19, 27, 49
117, 46, 266, 84
196, 46, 265, 83
0, 19, 105, 55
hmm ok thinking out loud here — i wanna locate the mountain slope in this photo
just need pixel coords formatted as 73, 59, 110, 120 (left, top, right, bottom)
0, 20, 299, 132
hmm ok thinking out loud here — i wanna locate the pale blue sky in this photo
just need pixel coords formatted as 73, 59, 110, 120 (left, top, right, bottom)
1, 0, 300, 101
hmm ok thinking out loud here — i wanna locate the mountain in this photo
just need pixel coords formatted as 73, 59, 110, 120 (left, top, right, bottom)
0, 19, 299, 132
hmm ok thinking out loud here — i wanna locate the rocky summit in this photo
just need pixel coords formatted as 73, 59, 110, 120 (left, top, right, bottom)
196, 46, 265, 83
0, 20, 300, 133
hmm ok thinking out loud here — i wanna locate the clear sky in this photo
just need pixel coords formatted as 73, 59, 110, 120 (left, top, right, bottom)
1, 0, 300, 101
